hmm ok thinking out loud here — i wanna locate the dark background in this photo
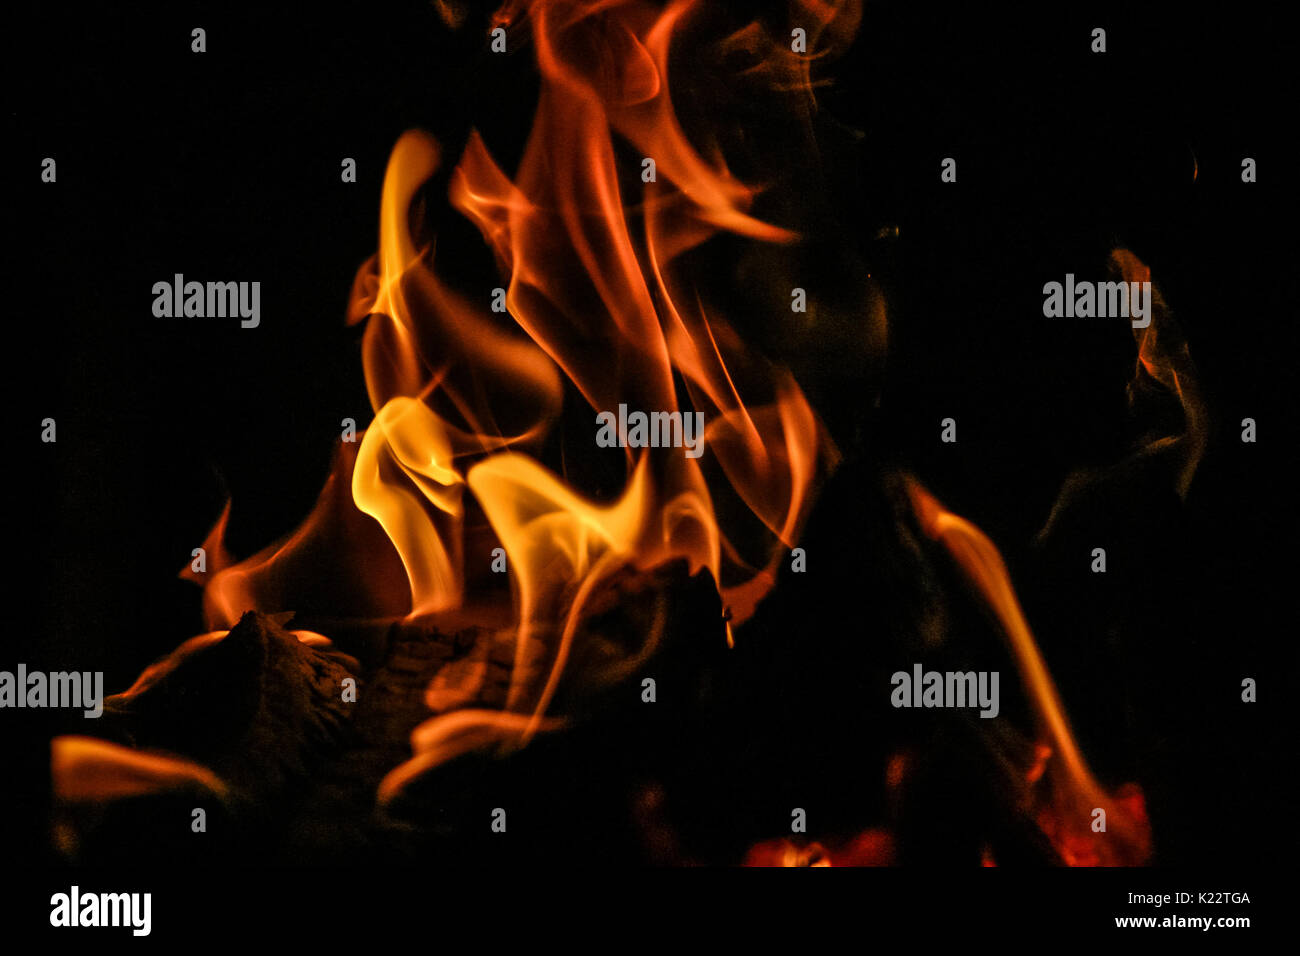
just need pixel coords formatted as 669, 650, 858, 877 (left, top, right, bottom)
8, 0, 1295, 876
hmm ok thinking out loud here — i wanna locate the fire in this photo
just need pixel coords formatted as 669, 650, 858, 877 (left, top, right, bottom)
1037, 248, 1206, 544
906, 479, 1152, 866
182, 0, 843, 794
744, 831, 895, 867
50, 0, 1163, 867
51, 736, 229, 804
1111, 248, 1207, 501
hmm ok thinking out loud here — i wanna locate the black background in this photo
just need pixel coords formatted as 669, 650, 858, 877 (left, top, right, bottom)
8, 0, 1295, 892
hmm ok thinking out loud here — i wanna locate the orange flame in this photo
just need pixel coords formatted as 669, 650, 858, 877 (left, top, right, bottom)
1112, 248, 1207, 500
51, 736, 230, 804
1037, 248, 1207, 545
744, 830, 894, 867
184, 0, 842, 790
906, 478, 1152, 865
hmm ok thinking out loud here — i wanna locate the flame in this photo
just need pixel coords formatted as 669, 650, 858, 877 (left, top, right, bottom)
56, 2, 1166, 866
182, 0, 843, 791
1036, 248, 1207, 545
1111, 248, 1207, 501
906, 479, 1151, 865
744, 830, 894, 867
51, 736, 229, 804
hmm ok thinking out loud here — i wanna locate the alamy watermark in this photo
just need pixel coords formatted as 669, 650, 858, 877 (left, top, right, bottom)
50, 887, 151, 936
152, 274, 260, 328
0, 665, 103, 717
596, 404, 705, 458
890, 664, 1000, 718
1043, 274, 1151, 328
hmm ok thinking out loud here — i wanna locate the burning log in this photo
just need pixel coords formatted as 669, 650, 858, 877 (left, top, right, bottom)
41, 0, 1173, 869
269, 559, 726, 863
51, 611, 360, 859
97, 611, 360, 799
